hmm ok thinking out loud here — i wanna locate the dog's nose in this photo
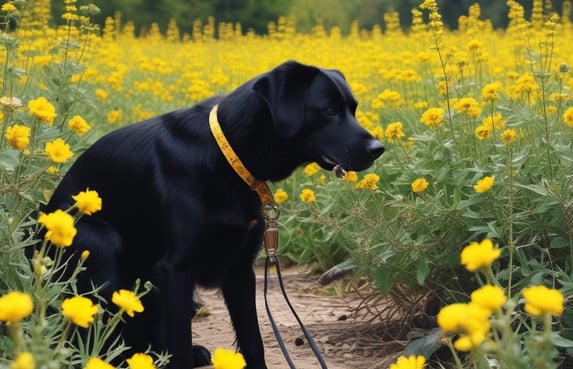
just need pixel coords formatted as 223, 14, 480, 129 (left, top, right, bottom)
367, 139, 384, 159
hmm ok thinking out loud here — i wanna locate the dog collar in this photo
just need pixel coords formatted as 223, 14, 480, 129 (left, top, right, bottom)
209, 105, 275, 206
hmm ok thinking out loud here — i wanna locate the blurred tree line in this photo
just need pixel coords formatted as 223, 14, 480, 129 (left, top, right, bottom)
52, 0, 564, 36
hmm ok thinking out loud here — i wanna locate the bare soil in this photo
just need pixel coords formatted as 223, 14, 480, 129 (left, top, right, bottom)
192, 265, 406, 369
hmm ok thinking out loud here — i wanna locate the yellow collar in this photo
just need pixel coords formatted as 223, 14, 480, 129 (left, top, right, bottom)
209, 105, 275, 205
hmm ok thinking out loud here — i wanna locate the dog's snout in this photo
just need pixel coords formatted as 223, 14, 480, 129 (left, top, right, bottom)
367, 139, 384, 159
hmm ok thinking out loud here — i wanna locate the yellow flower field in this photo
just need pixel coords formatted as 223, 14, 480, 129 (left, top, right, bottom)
2, 0, 573, 367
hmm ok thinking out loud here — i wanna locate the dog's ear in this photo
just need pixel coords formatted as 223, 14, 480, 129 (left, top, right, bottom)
253, 61, 319, 138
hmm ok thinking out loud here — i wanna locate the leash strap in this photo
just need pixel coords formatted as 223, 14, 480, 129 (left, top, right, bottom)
209, 104, 328, 368
264, 257, 329, 369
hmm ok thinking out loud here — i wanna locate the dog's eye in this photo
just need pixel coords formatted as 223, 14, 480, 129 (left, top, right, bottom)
324, 107, 338, 116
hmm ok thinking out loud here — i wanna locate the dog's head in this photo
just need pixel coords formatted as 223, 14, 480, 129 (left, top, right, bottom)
253, 61, 384, 175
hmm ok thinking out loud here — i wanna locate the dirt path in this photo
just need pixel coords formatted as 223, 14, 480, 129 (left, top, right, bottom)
192, 266, 403, 369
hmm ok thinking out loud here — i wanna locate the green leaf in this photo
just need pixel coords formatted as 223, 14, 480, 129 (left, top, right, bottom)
373, 267, 395, 296
416, 258, 430, 286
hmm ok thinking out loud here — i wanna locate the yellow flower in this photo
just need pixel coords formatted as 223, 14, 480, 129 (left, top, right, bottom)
0, 291, 33, 322
5, 124, 31, 150
45, 138, 73, 163
95, 88, 109, 101
83, 357, 114, 369
127, 353, 156, 369
473, 175, 494, 193
501, 128, 517, 145
385, 122, 405, 142
460, 238, 500, 272
299, 188, 316, 204
343, 171, 358, 183
68, 115, 92, 136
274, 188, 288, 204
522, 285, 564, 317
481, 81, 502, 101
11, 352, 35, 369
81, 250, 90, 261
475, 124, 492, 140
389, 355, 426, 369
38, 210, 77, 247
28, 96, 57, 125
454, 97, 482, 118
437, 303, 467, 333
72, 189, 102, 215
211, 348, 246, 369
356, 173, 380, 191
438, 302, 490, 352
563, 107, 573, 128
1, 3, 17, 12
420, 107, 444, 128
107, 109, 122, 124
303, 162, 320, 177
411, 178, 429, 194
112, 289, 144, 317
62, 296, 98, 328
470, 285, 507, 313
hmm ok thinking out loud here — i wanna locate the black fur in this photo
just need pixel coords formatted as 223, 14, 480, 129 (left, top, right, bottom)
40, 61, 384, 369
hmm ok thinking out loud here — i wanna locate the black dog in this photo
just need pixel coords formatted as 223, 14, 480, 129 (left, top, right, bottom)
40, 61, 384, 369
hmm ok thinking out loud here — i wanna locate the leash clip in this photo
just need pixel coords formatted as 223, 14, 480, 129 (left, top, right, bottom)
263, 202, 280, 263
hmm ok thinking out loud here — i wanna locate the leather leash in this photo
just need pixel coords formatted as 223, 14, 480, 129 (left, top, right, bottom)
209, 105, 328, 369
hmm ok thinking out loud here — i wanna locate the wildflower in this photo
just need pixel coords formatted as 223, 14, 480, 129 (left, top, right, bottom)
95, 88, 109, 101
1, 3, 17, 12
72, 189, 102, 215
549, 92, 569, 103
127, 353, 156, 369
475, 124, 492, 140
112, 289, 144, 318
38, 210, 77, 247
343, 171, 358, 183
10, 353, 34, 369
473, 175, 494, 193
28, 96, 57, 125
299, 189, 316, 204
370, 126, 384, 140
411, 178, 429, 194
481, 81, 502, 101
385, 122, 405, 142
460, 238, 500, 272
45, 138, 73, 163
62, 296, 98, 328
563, 107, 573, 128
0, 291, 33, 322
420, 107, 444, 128
83, 357, 114, 369
438, 302, 491, 352
471, 285, 507, 313
211, 348, 246, 369
81, 250, 90, 261
274, 189, 288, 204
107, 109, 122, 124
501, 128, 517, 145
454, 97, 482, 118
304, 162, 320, 177
5, 124, 31, 150
522, 285, 564, 317
389, 355, 426, 369
68, 115, 92, 136
355, 173, 380, 191
46, 166, 59, 175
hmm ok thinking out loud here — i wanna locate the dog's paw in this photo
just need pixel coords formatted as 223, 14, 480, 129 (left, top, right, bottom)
192, 345, 211, 367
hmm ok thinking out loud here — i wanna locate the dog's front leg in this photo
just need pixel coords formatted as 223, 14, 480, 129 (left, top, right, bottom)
222, 267, 268, 369
154, 262, 196, 369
